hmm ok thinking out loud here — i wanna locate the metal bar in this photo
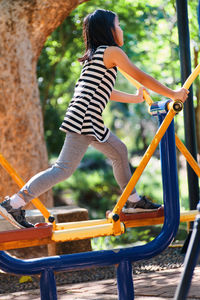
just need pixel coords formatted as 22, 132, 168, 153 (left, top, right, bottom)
0, 238, 54, 251
182, 63, 200, 89
118, 68, 153, 106
55, 218, 111, 230
52, 222, 125, 242
117, 260, 134, 300
176, 0, 199, 211
174, 211, 200, 300
40, 269, 57, 300
124, 210, 198, 229
0, 153, 52, 223
175, 135, 200, 177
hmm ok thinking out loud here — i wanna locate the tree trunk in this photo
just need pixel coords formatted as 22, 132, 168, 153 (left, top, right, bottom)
0, 0, 86, 208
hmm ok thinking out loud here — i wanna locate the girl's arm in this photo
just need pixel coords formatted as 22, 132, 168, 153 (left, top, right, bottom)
110, 87, 146, 103
104, 47, 189, 102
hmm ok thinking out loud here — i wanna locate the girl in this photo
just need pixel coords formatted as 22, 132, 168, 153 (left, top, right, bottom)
0, 9, 189, 228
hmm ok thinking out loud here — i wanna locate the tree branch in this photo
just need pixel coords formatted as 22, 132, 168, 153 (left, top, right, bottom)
24, 0, 89, 58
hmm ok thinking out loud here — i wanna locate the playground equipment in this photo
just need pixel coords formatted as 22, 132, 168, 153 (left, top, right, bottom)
0, 64, 199, 299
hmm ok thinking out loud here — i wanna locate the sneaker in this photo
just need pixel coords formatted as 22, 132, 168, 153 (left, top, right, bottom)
0, 197, 34, 229
122, 196, 161, 214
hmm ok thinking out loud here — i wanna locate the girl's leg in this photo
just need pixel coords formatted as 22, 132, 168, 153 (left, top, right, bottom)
0, 132, 93, 227
91, 131, 136, 193
91, 132, 161, 213
18, 132, 93, 203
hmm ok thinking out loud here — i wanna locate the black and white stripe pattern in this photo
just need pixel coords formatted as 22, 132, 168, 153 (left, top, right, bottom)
60, 46, 117, 142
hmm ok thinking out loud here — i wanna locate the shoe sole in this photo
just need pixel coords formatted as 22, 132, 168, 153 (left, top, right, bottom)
0, 206, 25, 229
122, 208, 160, 214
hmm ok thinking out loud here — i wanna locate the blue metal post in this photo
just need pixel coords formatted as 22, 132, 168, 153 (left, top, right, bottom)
176, 0, 199, 213
158, 114, 180, 233
117, 260, 134, 300
40, 268, 57, 300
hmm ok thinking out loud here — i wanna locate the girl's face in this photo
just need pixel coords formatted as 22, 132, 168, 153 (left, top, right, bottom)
113, 16, 124, 47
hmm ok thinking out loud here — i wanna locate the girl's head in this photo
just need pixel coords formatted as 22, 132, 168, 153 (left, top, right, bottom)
79, 9, 123, 62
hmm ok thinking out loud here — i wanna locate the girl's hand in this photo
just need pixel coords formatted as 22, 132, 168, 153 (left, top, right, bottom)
171, 88, 189, 103
135, 87, 149, 103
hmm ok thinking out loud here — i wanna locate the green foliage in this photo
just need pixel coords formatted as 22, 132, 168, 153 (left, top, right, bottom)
92, 228, 155, 251
91, 225, 188, 251
134, 156, 163, 203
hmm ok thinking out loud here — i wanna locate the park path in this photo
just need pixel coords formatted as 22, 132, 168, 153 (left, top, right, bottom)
0, 265, 200, 299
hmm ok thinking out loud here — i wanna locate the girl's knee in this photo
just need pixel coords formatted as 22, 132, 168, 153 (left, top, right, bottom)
117, 141, 128, 158
53, 161, 77, 179
111, 141, 128, 162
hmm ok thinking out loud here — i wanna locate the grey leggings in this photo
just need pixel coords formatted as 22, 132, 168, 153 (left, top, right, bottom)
18, 132, 136, 203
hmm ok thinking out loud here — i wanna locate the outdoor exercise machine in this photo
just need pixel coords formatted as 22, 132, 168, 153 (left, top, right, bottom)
0, 64, 199, 299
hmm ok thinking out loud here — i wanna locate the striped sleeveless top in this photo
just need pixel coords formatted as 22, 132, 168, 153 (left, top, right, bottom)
59, 46, 117, 142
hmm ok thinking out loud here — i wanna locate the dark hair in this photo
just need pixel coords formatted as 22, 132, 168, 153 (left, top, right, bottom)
78, 9, 118, 62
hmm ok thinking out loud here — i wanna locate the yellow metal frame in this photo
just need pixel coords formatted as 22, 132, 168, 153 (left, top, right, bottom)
124, 210, 198, 228
0, 63, 200, 245
175, 135, 200, 177
0, 154, 55, 228
0, 210, 197, 251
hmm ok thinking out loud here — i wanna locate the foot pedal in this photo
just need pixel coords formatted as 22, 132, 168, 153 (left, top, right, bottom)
106, 206, 164, 222
119, 206, 164, 221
